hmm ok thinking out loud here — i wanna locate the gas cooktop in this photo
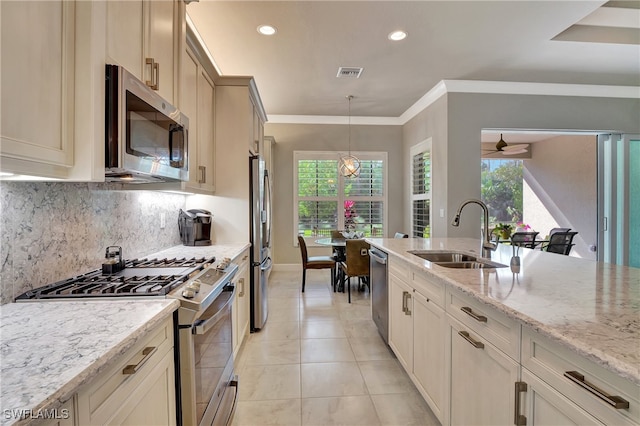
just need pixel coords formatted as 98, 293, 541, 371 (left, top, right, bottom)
15, 257, 216, 301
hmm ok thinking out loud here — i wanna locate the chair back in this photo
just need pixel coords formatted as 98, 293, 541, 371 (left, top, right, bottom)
297, 235, 309, 265
549, 227, 571, 237
331, 230, 344, 239
345, 239, 371, 277
546, 231, 578, 255
394, 232, 409, 238
510, 231, 539, 249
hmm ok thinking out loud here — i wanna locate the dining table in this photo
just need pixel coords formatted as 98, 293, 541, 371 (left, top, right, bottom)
315, 237, 347, 291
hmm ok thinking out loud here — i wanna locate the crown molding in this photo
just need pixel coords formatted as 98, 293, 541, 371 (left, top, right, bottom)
266, 80, 640, 125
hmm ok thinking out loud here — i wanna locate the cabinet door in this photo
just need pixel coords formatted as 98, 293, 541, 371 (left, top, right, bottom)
449, 316, 519, 426
389, 274, 413, 371
1, 0, 75, 175
196, 68, 215, 193
521, 368, 604, 425
233, 249, 251, 355
413, 291, 446, 422
181, 46, 200, 191
106, 0, 144, 78
146, 0, 176, 103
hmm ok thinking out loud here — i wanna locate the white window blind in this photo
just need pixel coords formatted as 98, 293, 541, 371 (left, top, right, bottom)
411, 140, 431, 238
294, 152, 387, 244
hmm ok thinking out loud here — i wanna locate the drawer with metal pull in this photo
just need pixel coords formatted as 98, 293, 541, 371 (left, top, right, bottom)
446, 287, 520, 360
521, 326, 639, 426
78, 317, 174, 421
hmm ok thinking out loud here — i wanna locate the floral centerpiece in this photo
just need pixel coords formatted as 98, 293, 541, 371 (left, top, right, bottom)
344, 200, 356, 231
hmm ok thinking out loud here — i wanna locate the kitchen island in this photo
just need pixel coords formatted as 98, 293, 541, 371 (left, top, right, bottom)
367, 237, 639, 425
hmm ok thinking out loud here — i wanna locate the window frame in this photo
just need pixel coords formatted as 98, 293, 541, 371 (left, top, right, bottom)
410, 138, 432, 238
293, 150, 388, 246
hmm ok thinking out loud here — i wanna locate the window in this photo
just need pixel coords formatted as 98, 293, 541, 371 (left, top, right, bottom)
411, 139, 431, 238
480, 159, 523, 227
294, 151, 387, 243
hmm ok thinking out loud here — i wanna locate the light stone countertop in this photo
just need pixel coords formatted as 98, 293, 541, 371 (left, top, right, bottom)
366, 237, 640, 385
0, 242, 250, 425
0, 299, 179, 425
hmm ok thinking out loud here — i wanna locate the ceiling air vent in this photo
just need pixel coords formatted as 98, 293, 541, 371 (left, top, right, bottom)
337, 67, 363, 78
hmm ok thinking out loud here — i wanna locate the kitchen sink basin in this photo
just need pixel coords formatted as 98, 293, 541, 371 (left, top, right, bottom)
433, 261, 507, 269
408, 250, 477, 263
408, 250, 507, 269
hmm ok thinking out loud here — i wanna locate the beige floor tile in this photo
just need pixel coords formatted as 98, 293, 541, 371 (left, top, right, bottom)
233, 399, 301, 426
371, 391, 441, 426
251, 321, 300, 341
243, 339, 301, 366
301, 362, 367, 398
301, 338, 355, 363
239, 364, 301, 401
269, 286, 302, 299
300, 305, 341, 322
342, 318, 383, 339
301, 396, 381, 426
349, 336, 395, 361
300, 320, 347, 339
269, 304, 300, 322
358, 359, 416, 394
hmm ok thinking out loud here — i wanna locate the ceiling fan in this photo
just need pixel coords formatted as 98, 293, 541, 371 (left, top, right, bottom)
482, 134, 529, 156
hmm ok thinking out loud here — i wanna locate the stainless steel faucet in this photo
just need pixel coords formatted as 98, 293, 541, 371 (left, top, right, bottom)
451, 199, 497, 258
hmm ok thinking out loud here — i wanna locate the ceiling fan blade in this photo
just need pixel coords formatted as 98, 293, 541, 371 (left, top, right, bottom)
502, 147, 529, 155
502, 144, 529, 151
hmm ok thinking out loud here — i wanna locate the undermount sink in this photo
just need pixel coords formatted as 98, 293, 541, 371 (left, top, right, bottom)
408, 250, 507, 269
408, 250, 477, 263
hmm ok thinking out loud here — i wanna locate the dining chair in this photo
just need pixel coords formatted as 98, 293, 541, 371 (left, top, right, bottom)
510, 231, 540, 249
297, 235, 336, 292
539, 228, 572, 251
340, 239, 371, 303
394, 232, 409, 238
544, 231, 578, 255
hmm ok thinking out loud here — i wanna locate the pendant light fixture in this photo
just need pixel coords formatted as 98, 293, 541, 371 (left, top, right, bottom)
339, 95, 361, 178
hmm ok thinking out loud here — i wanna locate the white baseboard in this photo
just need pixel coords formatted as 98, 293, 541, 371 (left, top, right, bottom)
272, 263, 302, 272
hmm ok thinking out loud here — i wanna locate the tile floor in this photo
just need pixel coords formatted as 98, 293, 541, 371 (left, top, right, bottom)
232, 269, 441, 426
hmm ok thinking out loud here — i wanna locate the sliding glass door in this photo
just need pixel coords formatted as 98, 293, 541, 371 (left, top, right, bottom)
598, 134, 639, 267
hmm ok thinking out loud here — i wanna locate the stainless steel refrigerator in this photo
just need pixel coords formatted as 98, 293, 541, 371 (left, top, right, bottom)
250, 154, 272, 331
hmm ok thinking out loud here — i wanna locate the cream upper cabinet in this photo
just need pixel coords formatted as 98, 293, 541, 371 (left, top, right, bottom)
107, 0, 184, 105
1, 0, 74, 174
1, 0, 105, 181
180, 44, 215, 194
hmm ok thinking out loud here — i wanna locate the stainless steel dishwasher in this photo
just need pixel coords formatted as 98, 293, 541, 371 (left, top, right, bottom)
369, 247, 389, 344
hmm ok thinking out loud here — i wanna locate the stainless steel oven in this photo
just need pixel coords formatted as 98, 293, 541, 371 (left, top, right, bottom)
172, 263, 239, 426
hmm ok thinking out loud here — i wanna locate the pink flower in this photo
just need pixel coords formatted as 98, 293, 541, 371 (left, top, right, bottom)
344, 200, 355, 210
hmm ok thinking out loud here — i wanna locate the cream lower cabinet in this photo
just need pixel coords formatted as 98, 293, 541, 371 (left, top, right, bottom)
77, 317, 176, 425
519, 368, 603, 425
232, 248, 251, 356
448, 315, 519, 425
388, 256, 447, 423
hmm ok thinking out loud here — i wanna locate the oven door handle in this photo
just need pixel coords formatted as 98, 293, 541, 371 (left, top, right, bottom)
193, 285, 235, 335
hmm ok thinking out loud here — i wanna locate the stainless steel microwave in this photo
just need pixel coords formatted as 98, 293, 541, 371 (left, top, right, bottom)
105, 64, 189, 183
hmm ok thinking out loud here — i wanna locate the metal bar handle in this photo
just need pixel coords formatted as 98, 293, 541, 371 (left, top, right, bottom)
145, 58, 158, 90
458, 330, 484, 349
198, 166, 206, 183
238, 277, 245, 297
194, 286, 235, 335
123, 346, 157, 375
461, 306, 488, 322
564, 371, 629, 409
514, 381, 528, 426
402, 291, 412, 315
369, 250, 387, 265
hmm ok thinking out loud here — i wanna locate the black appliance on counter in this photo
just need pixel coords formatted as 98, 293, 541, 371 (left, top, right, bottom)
178, 209, 212, 246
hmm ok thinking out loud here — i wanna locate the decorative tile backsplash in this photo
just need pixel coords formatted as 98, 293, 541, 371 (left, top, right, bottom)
0, 182, 186, 304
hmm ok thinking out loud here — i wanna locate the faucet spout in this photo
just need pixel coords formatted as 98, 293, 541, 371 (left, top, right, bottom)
451, 198, 497, 258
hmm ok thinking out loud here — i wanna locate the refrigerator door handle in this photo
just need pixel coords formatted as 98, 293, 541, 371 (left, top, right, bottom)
260, 257, 273, 271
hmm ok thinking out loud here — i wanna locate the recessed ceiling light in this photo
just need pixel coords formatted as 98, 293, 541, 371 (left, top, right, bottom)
257, 25, 277, 36
388, 30, 407, 41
